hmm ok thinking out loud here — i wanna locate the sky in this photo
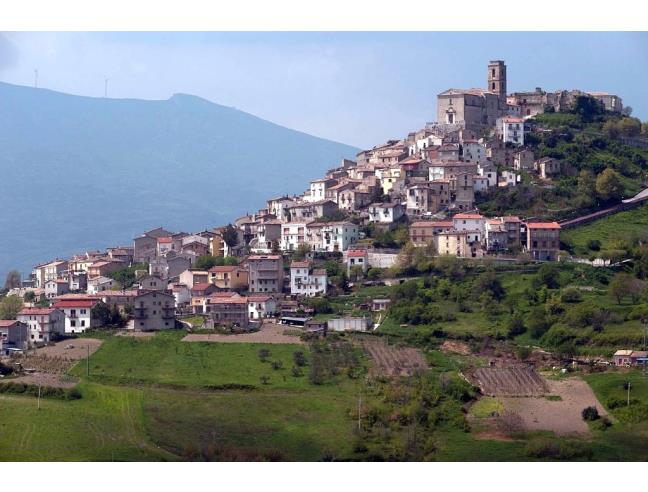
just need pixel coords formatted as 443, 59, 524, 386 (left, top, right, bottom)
0, 32, 647, 148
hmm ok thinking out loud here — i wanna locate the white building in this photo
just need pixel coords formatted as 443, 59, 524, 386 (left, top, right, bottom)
16, 307, 65, 344
247, 295, 278, 320
306, 178, 337, 203
499, 116, 525, 146
500, 170, 520, 187
320, 222, 359, 252
290, 261, 327, 297
52, 299, 100, 334
367, 202, 406, 224
452, 212, 486, 237
473, 175, 490, 193
281, 222, 309, 251
170, 283, 191, 307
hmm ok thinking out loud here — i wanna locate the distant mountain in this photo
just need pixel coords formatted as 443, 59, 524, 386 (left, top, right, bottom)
0, 82, 359, 280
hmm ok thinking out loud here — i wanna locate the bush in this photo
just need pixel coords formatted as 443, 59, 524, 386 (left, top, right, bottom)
560, 287, 582, 303
271, 360, 283, 370
586, 239, 602, 251
581, 406, 600, 421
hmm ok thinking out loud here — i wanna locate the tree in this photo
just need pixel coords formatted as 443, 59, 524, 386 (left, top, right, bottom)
641, 121, 648, 136
258, 348, 271, 362
576, 169, 597, 205
194, 255, 220, 270
91, 302, 112, 326
23, 291, 36, 302
292, 243, 311, 261
618, 117, 642, 137
572, 95, 604, 122
222, 224, 239, 248
0, 295, 23, 319
609, 273, 645, 304
3, 270, 21, 290
622, 106, 633, 117
602, 119, 620, 139
506, 313, 526, 338
293, 351, 307, 367
595, 168, 624, 202
271, 360, 283, 370
474, 271, 505, 301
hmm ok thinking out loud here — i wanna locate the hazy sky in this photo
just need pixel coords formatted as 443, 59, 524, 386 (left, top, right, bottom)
0, 32, 647, 148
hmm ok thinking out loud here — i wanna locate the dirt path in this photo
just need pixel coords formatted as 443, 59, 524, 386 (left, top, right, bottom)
183, 323, 304, 345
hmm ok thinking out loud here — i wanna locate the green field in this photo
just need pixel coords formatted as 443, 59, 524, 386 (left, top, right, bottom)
71, 331, 310, 390
561, 203, 648, 255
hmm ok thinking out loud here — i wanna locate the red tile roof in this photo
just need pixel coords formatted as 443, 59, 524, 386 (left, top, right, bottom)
527, 222, 561, 229
53, 299, 99, 309
453, 213, 484, 220
208, 266, 238, 273
18, 308, 57, 316
192, 283, 212, 291
157, 237, 173, 244
0, 320, 20, 327
290, 261, 310, 268
347, 250, 367, 258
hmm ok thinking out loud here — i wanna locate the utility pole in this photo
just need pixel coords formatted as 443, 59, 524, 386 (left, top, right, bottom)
357, 388, 362, 431
87, 344, 90, 377
37, 382, 41, 410
104, 77, 109, 98
34, 69, 38, 88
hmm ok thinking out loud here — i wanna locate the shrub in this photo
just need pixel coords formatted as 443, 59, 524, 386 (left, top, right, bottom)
582, 406, 600, 421
258, 348, 270, 362
560, 287, 582, 303
271, 360, 283, 370
293, 351, 307, 367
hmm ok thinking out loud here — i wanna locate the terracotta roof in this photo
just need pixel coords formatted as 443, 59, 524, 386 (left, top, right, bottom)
207, 292, 240, 298
527, 222, 561, 229
411, 221, 452, 228
192, 283, 212, 291
18, 308, 57, 316
502, 216, 522, 222
291, 261, 310, 268
157, 237, 173, 244
247, 295, 272, 302
347, 250, 367, 258
248, 255, 281, 260
54, 299, 98, 309
453, 213, 484, 220
0, 320, 20, 327
209, 297, 248, 305
208, 266, 238, 273
312, 269, 327, 276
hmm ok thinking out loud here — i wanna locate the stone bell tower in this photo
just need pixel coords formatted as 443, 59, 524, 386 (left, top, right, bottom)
487, 60, 507, 100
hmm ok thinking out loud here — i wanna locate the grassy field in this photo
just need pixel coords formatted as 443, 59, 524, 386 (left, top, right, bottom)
561, 203, 648, 255
1, 331, 366, 461
71, 330, 310, 390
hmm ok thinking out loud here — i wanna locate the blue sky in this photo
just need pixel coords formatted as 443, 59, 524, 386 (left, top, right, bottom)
0, 32, 646, 148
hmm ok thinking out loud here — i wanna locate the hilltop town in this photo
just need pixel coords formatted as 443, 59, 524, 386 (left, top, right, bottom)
2, 60, 648, 462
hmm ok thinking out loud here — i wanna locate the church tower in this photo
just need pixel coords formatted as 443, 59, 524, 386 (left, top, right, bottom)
487, 60, 507, 100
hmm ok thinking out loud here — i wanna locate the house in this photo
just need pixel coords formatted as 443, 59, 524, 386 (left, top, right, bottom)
91, 290, 139, 312
281, 222, 310, 251
137, 275, 168, 291
409, 221, 452, 246
338, 188, 372, 211
88, 259, 124, 279
514, 149, 535, 171
53, 298, 102, 334
253, 220, 282, 253
461, 140, 485, 164
290, 261, 328, 297
178, 269, 209, 289
613, 350, 648, 367
485, 220, 508, 252
134, 227, 174, 263
450, 173, 475, 210
247, 295, 278, 320
498, 116, 525, 146
44, 279, 70, 299
87, 276, 115, 295
170, 283, 192, 308
307, 178, 338, 203
68, 271, 88, 291
319, 222, 359, 252
477, 162, 498, 188
191, 283, 218, 298
502, 216, 523, 248
327, 317, 371, 332
499, 170, 520, 187
535, 157, 561, 179
406, 182, 450, 216
435, 230, 473, 258
206, 295, 249, 327
32, 260, 69, 288
526, 222, 561, 261
156, 236, 175, 256
208, 265, 249, 291
473, 175, 490, 193
346, 249, 369, 273
17, 307, 65, 344
0, 320, 29, 351
149, 255, 192, 280
371, 299, 391, 312
452, 213, 486, 236
247, 255, 284, 293
429, 161, 478, 182
130, 290, 176, 331
107, 246, 134, 264
367, 202, 406, 224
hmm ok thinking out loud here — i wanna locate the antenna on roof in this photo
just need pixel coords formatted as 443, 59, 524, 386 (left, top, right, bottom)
104, 77, 109, 98
34, 69, 38, 88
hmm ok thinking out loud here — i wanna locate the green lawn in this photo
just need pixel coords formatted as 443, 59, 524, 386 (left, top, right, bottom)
71, 330, 310, 390
561, 203, 648, 255
0, 383, 170, 461
2, 331, 366, 461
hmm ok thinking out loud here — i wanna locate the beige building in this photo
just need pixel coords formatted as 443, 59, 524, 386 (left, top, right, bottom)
208, 265, 249, 291
526, 222, 561, 261
247, 255, 284, 293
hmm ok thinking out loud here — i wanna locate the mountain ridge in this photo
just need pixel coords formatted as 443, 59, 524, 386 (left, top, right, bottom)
0, 81, 360, 279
